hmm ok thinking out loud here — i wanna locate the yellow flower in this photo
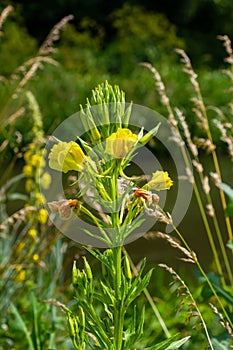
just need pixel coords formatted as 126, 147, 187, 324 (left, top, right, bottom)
23, 165, 33, 177
25, 179, 33, 192
38, 208, 48, 224
14, 266, 26, 283
105, 128, 138, 158
35, 193, 46, 205
28, 228, 37, 238
24, 149, 33, 163
33, 254, 39, 262
31, 154, 42, 167
40, 172, 51, 190
148, 171, 173, 191
15, 241, 25, 255
49, 141, 85, 173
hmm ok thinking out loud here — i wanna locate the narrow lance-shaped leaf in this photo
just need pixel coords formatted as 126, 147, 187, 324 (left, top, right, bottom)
10, 303, 35, 350
145, 334, 191, 350
219, 182, 233, 216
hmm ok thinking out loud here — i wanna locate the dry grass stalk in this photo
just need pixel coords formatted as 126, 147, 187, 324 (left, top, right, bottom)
0, 206, 36, 230
175, 49, 199, 92
206, 204, 215, 217
192, 160, 203, 173
4, 107, 25, 126
213, 119, 233, 161
210, 303, 233, 341
11, 57, 58, 99
193, 137, 216, 153
217, 35, 233, 65
159, 263, 214, 349
39, 14, 74, 55
140, 62, 175, 125
0, 5, 13, 33
185, 167, 195, 184
210, 172, 221, 187
175, 108, 198, 157
203, 176, 210, 195
149, 231, 197, 263
140, 63, 169, 106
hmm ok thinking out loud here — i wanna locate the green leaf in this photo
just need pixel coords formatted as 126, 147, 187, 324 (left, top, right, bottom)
145, 335, 190, 350
226, 200, 233, 216
126, 268, 153, 306
211, 338, 232, 350
197, 272, 233, 306
227, 240, 233, 250
124, 306, 145, 349
123, 216, 145, 240
10, 303, 35, 350
219, 182, 233, 216
47, 332, 56, 350
7, 193, 28, 201
99, 281, 116, 304
85, 248, 113, 270
220, 182, 233, 199
31, 292, 42, 350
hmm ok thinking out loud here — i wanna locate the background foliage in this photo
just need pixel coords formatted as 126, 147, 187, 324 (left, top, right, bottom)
0, 2, 232, 349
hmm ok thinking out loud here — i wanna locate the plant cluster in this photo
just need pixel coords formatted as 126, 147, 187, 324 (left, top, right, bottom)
0, 5, 232, 350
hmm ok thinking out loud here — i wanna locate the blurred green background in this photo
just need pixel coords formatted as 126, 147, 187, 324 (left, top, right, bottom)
1, 0, 233, 148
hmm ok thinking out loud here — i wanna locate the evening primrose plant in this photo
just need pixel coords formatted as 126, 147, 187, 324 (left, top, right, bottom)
44, 82, 190, 349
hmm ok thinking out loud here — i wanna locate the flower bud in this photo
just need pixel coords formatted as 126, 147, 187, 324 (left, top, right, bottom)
83, 257, 93, 281
139, 123, 161, 146
124, 255, 132, 280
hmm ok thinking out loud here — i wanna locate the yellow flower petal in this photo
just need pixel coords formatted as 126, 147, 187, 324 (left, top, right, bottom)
25, 179, 33, 192
23, 165, 33, 177
31, 154, 42, 167
38, 208, 48, 224
28, 228, 37, 238
49, 141, 85, 173
105, 128, 138, 158
14, 266, 26, 283
35, 193, 46, 205
40, 172, 51, 190
33, 254, 39, 262
148, 171, 173, 191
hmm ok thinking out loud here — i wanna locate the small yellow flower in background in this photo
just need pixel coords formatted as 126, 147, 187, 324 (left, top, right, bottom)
24, 150, 32, 163
33, 254, 39, 262
28, 228, 37, 238
25, 179, 33, 193
31, 154, 43, 167
49, 141, 85, 173
148, 171, 173, 191
14, 266, 26, 283
35, 193, 46, 205
15, 241, 25, 255
105, 128, 138, 158
38, 208, 48, 224
23, 165, 33, 177
40, 172, 51, 190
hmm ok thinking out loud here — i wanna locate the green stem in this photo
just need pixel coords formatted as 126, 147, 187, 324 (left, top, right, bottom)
192, 182, 225, 282
113, 246, 124, 350
196, 88, 233, 243
110, 160, 124, 349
